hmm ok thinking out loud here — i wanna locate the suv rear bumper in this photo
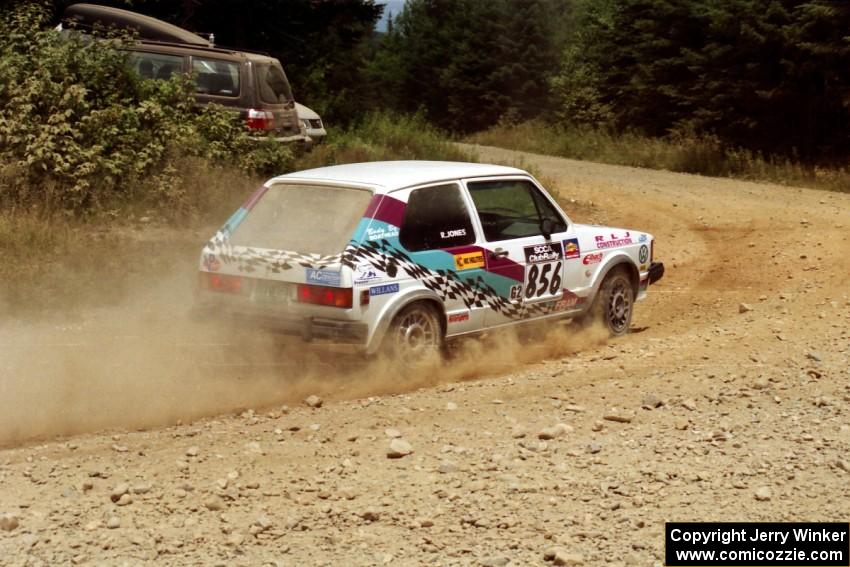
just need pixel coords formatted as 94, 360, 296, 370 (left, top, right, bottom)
248, 133, 313, 148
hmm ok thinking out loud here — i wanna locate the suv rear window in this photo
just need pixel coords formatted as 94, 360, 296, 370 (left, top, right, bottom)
256, 63, 293, 104
128, 52, 182, 80
229, 184, 372, 256
192, 57, 240, 97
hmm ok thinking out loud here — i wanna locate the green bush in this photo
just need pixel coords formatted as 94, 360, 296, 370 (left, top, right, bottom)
0, 3, 292, 216
297, 111, 475, 169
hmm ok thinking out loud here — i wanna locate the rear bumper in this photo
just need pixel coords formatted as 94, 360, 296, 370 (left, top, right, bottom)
247, 133, 313, 148
193, 303, 368, 345
649, 261, 665, 284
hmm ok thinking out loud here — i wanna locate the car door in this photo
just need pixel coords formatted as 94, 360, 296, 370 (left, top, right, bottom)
394, 182, 486, 334
463, 176, 578, 326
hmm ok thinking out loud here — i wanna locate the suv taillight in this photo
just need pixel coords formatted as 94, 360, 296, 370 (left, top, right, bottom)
297, 284, 352, 308
246, 109, 275, 131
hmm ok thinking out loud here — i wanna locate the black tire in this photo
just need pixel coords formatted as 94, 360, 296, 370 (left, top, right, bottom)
584, 269, 634, 336
383, 302, 444, 365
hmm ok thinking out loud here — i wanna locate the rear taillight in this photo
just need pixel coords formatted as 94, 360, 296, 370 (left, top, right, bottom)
246, 109, 274, 131
296, 284, 352, 308
650, 239, 655, 262
199, 272, 243, 294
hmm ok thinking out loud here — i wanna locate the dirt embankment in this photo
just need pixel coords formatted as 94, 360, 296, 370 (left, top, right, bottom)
0, 146, 848, 566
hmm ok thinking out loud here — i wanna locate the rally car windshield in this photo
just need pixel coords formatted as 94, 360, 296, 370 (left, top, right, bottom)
229, 183, 373, 256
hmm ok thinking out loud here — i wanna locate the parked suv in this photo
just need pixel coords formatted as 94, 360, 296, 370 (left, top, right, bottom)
61, 3, 308, 145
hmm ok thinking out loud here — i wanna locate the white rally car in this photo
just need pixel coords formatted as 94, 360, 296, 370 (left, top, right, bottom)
197, 161, 664, 362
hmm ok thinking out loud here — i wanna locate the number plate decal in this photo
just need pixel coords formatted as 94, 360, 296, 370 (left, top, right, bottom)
523, 243, 564, 302
256, 280, 292, 304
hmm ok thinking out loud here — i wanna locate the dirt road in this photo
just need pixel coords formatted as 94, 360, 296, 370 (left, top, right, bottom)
1, 146, 849, 566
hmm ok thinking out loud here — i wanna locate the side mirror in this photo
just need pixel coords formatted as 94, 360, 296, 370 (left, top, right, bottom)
540, 218, 554, 240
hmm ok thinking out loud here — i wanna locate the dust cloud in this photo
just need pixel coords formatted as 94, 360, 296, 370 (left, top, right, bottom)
0, 266, 607, 447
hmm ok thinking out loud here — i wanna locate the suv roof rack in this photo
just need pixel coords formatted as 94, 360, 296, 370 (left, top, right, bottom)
62, 4, 273, 58
63, 3, 211, 46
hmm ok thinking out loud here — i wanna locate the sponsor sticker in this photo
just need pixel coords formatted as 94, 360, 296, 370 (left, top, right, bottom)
582, 252, 603, 265
594, 232, 633, 249
509, 284, 523, 302
639, 233, 648, 242
554, 290, 585, 311
306, 268, 341, 287
440, 228, 467, 239
354, 264, 380, 285
454, 251, 485, 271
563, 238, 581, 259
448, 312, 469, 323
369, 283, 399, 296
524, 242, 564, 263
365, 226, 400, 241
203, 253, 221, 272
639, 245, 649, 264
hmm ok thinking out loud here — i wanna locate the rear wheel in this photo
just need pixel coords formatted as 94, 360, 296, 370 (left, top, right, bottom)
584, 269, 634, 336
384, 302, 444, 365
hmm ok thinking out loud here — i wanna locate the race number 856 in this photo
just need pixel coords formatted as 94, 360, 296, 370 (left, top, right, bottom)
525, 261, 562, 299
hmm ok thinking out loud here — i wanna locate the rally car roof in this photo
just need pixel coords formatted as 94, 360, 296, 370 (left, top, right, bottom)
269, 161, 529, 193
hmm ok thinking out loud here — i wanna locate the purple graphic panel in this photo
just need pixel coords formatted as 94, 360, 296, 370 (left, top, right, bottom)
444, 245, 524, 282
363, 195, 406, 227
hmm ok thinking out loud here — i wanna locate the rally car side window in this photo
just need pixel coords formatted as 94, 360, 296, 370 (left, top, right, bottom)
467, 179, 567, 241
400, 184, 476, 252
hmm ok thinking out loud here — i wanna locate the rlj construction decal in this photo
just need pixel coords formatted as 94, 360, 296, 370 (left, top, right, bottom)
594, 232, 633, 249
306, 268, 341, 287
454, 251, 486, 271
563, 238, 580, 259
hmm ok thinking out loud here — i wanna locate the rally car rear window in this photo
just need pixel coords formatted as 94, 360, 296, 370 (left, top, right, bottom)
229, 184, 372, 256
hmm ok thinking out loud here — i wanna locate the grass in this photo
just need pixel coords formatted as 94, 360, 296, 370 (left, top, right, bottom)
298, 112, 475, 170
468, 121, 850, 193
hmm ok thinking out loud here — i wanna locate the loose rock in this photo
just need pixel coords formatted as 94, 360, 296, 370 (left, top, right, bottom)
110, 484, 129, 503
387, 439, 413, 459
754, 486, 772, 501
305, 395, 323, 408
603, 413, 633, 424
0, 513, 19, 532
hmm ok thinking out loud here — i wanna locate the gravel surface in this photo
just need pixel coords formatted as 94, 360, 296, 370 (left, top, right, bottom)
1, 146, 848, 566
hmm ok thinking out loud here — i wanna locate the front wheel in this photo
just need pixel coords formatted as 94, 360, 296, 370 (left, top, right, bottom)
584, 269, 634, 336
383, 302, 444, 365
